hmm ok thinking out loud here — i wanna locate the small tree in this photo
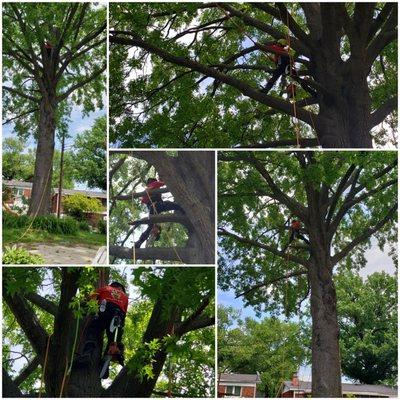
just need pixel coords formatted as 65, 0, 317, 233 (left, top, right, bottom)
63, 194, 103, 221
336, 270, 397, 385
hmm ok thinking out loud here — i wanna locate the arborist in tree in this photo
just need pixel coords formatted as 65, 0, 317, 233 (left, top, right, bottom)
75, 282, 128, 378
134, 177, 184, 248
282, 219, 310, 252
261, 39, 296, 95
44, 40, 54, 59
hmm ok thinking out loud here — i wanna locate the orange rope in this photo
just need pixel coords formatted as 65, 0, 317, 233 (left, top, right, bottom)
39, 334, 52, 398
59, 355, 69, 397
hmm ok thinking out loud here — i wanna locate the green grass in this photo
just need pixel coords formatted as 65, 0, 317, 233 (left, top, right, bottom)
3, 228, 106, 248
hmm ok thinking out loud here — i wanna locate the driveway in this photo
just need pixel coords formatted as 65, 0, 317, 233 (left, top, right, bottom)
20, 243, 103, 265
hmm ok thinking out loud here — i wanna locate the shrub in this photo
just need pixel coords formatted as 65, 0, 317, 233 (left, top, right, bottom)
98, 219, 107, 235
63, 194, 103, 221
78, 220, 91, 232
3, 246, 44, 265
2, 213, 78, 235
33, 215, 78, 235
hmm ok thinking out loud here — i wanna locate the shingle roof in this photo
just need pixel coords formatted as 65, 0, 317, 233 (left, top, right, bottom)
3, 180, 106, 198
220, 373, 261, 384
283, 380, 398, 397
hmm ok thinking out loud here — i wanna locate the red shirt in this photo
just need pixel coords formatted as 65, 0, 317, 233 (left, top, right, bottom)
95, 286, 128, 313
265, 44, 288, 58
141, 180, 165, 204
291, 220, 301, 230
44, 41, 53, 49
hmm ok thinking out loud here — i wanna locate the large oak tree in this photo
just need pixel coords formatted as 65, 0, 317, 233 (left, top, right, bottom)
3, 3, 106, 216
109, 3, 397, 149
3, 266, 215, 397
218, 151, 397, 397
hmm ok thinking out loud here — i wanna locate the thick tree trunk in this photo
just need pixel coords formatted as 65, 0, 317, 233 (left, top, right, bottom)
137, 151, 215, 264
308, 253, 342, 397
312, 39, 373, 148
28, 96, 56, 216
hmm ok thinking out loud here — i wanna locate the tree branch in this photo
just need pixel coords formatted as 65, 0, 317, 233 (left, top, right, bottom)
3, 292, 48, 362
219, 228, 309, 267
109, 245, 190, 263
130, 214, 192, 229
115, 187, 169, 201
3, 368, 24, 397
369, 97, 397, 128
236, 269, 308, 298
332, 202, 397, 264
56, 65, 106, 102
13, 355, 41, 386
24, 293, 58, 316
109, 32, 317, 126
3, 85, 40, 103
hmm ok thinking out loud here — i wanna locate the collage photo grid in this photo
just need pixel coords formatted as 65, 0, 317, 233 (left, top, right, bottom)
1, 2, 398, 399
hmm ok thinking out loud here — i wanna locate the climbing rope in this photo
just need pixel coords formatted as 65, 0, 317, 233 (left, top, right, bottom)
282, 8, 302, 147
217, 4, 303, 147
59, 291, 82, 397
39, 333, 52, 398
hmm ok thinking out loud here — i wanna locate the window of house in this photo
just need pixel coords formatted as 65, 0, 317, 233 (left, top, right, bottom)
12, 188, 24, 197
226, 386, 241, 396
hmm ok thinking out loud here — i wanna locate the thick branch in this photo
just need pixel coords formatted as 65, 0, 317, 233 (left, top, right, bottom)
3, 292, 48, 362
236, 269, 308, 298
369, 97, 397, 128
13, 355, 41, 386
109, 32, 317, 126
3, 368, 24, 398
56, 65, 106, 102
3, 85, 40, 103
130, 214, 192, 229
24, 293, 58, 316
109, 244, 190, 263
219, 228, 309, 267
115, 187, 169, 201
332, 203, 397, 264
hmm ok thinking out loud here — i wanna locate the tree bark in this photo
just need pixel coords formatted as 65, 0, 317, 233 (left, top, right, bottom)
28, 96, 56, 216
136, 151, 215, 264
307, 199, 342, 397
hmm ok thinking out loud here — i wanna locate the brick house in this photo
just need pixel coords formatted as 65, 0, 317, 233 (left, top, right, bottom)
279, 374, 398, 398
218, 373, 261, 398
3, 180, 106, 216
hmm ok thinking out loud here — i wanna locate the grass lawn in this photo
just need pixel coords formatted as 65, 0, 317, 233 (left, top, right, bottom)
3, 228, 106, 248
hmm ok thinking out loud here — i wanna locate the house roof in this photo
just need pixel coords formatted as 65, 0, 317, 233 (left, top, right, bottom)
282, 380, 398, 397
3, 180, 106, 199
220, 373, 261, 385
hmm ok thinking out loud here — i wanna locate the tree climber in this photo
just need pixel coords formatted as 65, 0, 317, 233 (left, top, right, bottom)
261, 39, 296, 95
134, 178, 184, 248
75, 282, 128, 378
44, 40, 54, 59
282, 219, 310, 252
